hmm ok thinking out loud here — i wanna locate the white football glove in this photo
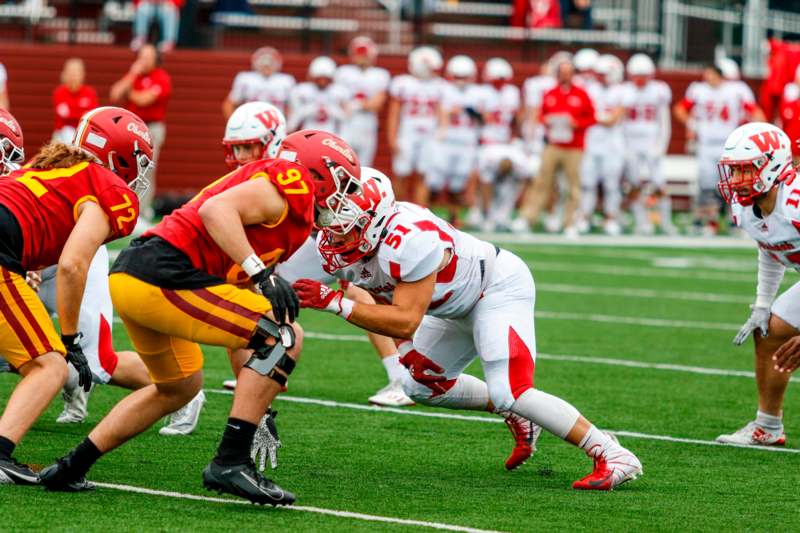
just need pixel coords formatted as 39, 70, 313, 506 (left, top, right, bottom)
250, 410, 281, 471
733, 305, 771, 345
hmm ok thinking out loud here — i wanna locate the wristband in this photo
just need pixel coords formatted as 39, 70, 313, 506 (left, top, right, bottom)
61, 332, 82, 347
338, 297, 355, 320
754, 296, 773, 309
242, 254, 267, 277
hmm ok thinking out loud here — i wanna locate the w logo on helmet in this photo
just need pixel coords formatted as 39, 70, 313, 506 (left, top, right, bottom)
256, 110, 280, 131
750, 131, 781, 153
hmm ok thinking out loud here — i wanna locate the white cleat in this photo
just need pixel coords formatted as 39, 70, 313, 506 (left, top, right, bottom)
716, 421, 786, 446
368, 381, 415, 407
573, 443, 643, 491
222, 379, 237, 390
563, 225, 579, 240
56, 364, 91, 424
510, 217, 530, 235
543, 214, 561, 234
159, 390, 206, 436
604, 219, 622, 237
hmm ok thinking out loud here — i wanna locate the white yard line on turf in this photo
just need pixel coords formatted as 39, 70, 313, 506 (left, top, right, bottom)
93, 482, 505, 533
478, 232, 756, 249
535, 311, 739, 331
205, 389, 800, 454
301, 331, 800, 383
528, 261, 757, 282
536, 283, 751, 304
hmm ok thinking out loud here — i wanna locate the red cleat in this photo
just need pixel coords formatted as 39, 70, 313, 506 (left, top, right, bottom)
503, 414, 542, 470
572, 445, 642, 491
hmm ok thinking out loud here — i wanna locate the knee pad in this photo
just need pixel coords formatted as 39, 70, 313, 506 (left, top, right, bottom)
244, 316, 297, 387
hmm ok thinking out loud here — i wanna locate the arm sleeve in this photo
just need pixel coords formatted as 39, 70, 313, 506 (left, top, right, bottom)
756, 248, 786, 308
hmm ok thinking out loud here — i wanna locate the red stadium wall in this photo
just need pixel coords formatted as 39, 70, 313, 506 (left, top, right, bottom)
0, 43, 758, 195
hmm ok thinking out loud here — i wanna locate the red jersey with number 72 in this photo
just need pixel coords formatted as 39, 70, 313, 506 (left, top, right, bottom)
0, 161, 139, 270
146, 159, 314, 284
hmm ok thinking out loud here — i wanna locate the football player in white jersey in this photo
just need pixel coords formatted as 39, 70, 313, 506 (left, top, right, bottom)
675, 65, 755, 235
335, 36, 390, 167
288, 56, 350, 135
294, 169, 643, 489
469, 58, 532, 232
716, 122, 797, 446
221, 103, 412, 407
387, 46, 444, 202
717, 58, 766, 124
620, 54, 674, 235
579, 54, 626, 235
222, 47, 296, 118
423, 55, 484, 226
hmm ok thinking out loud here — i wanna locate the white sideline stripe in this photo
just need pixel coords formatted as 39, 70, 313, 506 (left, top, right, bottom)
536, 311, 739, 331
478, 232, 756, 249
528, 261, 757, 282
301, 332, 800, 383
93, 482, 504, 533
506, 246, 750, 263
205, 390, 800, 454
536, 283, 751, 303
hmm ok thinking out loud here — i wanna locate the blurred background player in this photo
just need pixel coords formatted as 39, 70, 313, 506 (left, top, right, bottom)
110, 44, 171, 229
578, 54, 625, 235
0, 106, 152, 485
517, 54, 595, 238
220, 101, 412, 406
718, 57, 765, 124
573, 48, 601, 91
717, 122, 795, 447
52, 58, 98, 144
467, 58, 523, 231
222, 47, 295, 119
423, 55, 482, 226
674, 64, 750, 236
336, 36, 390, 166
778, 64, 800, 165
288, 56, 349, 135
386, 46, 444, 202
620, 53, 674, 235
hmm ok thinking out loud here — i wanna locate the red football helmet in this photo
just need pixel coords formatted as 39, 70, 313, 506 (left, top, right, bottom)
0, 108, 24, 175
72, 106, 155, 198
278, 130, 361, 220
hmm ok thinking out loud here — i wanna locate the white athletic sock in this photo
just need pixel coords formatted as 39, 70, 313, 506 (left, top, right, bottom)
62, 363, 80, 396
578, 424, 615, 458
755, 410, 783, 433
509, 388, 580, 439
603, 183, 622, 219
382, 354, 406, 382
658, 195, 673, 228
631, 199, 649, 228
419, 374, 490, 411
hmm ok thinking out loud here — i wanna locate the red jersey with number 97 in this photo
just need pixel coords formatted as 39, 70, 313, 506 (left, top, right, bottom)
147, 159, 314, 284
0, 161, 139, 270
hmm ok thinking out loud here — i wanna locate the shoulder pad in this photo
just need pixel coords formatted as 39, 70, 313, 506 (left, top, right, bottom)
377, 224, 445, 282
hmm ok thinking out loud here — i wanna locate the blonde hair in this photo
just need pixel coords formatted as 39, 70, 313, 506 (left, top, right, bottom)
28, 142, 98, 170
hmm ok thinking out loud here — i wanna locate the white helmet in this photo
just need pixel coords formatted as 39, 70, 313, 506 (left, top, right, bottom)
222, 101, 287, 168
408, 46, 443, 79
597, 54, 624, 85
717, 57, 740, 80
251, 47, 282, 73
309, 56, 337, 79
627, 53, 656, 77
545, 51, 573, 76
483, 57, 513, 83
349, 35, 378, 62
318, 167, 397, 272
718, 122, 794, 206
573, 48, 599, 72
446, 55, 476, 80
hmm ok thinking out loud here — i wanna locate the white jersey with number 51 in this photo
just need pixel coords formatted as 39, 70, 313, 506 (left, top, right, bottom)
322, 202, 497, 318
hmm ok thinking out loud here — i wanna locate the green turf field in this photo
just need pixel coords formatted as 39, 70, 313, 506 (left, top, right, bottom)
2, 239, 800, 532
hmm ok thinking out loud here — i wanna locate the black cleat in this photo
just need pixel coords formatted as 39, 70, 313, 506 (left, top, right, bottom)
0, 456, 39, 485
38, 459, 95, 492
202, 460, 295, 506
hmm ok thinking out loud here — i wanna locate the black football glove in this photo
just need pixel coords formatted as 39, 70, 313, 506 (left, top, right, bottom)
61, 333, 92, 392
252, 269, 300, 324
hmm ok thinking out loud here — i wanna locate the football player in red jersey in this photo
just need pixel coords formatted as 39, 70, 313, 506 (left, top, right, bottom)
0, 106, 153, 485
0, 108, 24, 174
41, 130, 361, 505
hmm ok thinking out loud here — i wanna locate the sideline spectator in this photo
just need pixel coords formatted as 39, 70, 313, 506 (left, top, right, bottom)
110, 44, 172, 226
222, 47, 295, 118
517, 56, 595, 238
780, 65, 800, 165
131, 0, 183, 53
560, 0, 591, 29
52, 58, 98, 143
335, 36, 390, 167
511, 0, 561, 28
0, 63, 7, 110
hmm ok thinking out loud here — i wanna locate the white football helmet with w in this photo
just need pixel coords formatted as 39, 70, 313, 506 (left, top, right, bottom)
223, 101, 287, 168
718, 122, 794, 206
